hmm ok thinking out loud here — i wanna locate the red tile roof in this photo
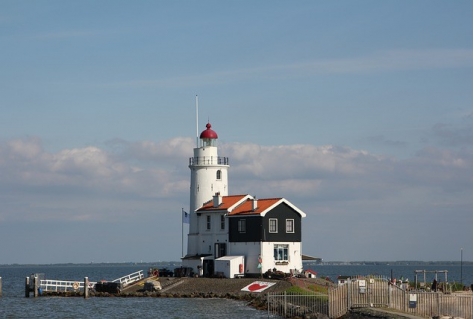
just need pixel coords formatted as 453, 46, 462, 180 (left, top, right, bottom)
196, 194, 306, 218
228, 198, 282, 216
197, 194, 249, 211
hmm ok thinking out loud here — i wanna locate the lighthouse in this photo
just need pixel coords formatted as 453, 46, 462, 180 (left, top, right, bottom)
182, 121, 309, 278
186, 122, 229, 256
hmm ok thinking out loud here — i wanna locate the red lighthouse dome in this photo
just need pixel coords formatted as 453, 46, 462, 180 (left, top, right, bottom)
200, 123, 218, 139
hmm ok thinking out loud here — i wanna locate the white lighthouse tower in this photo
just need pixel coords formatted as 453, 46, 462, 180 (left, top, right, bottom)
186, 122, 229, 256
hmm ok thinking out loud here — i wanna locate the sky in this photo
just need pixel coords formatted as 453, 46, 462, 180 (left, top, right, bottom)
0, 1, 472, 264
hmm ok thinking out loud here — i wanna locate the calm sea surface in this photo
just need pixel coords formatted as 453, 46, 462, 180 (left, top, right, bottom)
307, 262, 472, 286
0, 262, 471, 318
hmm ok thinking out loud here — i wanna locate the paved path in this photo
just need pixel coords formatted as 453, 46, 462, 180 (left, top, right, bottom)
159, 279, 185, 292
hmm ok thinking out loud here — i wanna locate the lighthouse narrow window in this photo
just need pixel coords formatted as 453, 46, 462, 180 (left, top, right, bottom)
216, 170, 221, 180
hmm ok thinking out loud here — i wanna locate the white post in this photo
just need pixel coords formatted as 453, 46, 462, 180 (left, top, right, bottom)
33, 276, 39, 297
25, 276, 30, 298
84, 277, 89, 298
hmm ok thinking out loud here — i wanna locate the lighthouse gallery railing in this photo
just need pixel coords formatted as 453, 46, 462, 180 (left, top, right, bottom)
189, 156, 229, 166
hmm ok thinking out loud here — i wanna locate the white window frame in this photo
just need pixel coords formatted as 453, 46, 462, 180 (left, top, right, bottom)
206, 215, 211, 230
269, 218, 278, 233
273, 244, 289, 261
286, 219, 294, 233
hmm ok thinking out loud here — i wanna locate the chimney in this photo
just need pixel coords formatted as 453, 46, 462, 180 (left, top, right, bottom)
213, 192, 222, 207
252, 196, 258, 211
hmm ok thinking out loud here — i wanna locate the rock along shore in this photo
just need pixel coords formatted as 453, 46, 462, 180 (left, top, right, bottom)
40, 277, 293, 298
40, 277, 424, 318
42, 277, 292, 312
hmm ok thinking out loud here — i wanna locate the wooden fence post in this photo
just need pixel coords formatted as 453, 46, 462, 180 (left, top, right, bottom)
388, 282, 391, 308
347, 281, 351, 311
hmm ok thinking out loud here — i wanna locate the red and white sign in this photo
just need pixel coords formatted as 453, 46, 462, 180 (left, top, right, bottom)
241, 281, 275, 293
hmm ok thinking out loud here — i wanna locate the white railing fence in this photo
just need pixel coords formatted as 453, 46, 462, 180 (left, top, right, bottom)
112, 270, 144, 287
39, 270, 144, 292
40, 279, 96, 292
268, 276, 472, 319
267, 291, 329, 318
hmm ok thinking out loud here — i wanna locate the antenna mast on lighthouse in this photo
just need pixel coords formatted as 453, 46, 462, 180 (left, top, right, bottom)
195, 95, 199, 147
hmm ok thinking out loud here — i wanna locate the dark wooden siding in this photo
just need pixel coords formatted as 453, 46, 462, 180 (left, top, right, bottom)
228, 216, 262, 242
263, 203, 301, 242
228, 203, 302, 242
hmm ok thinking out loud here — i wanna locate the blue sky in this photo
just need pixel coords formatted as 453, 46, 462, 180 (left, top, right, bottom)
0, 1, 472, 264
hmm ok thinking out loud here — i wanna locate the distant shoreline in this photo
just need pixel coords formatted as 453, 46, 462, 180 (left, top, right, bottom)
0, 260, 471, 267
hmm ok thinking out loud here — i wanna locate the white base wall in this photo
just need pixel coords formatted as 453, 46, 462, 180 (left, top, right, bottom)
261, 241, 303, 274
228, 241, 303, 275
184, 241, 303, 277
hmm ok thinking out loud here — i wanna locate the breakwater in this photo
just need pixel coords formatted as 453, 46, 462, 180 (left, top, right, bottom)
0, 262, 471, 318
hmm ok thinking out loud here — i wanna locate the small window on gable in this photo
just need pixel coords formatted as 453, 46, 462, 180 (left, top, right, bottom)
269, 218, 278, 233
238, 219, 246, 233
286, 219, 294, 233
216, 170, 221, 180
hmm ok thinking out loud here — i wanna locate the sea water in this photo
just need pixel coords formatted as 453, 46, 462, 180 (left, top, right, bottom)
0, 263, 471, 318
0, 264, 276, 319
308, 262, 473, 286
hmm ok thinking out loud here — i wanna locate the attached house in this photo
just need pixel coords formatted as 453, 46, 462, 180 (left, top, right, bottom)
184, 192, 306, 277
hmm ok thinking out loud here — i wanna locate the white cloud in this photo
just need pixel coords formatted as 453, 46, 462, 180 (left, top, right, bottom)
0, 136, 470, 261
0, 136, 470, 218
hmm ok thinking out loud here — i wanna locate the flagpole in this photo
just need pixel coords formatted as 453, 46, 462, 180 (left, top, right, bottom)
195, 95, 199, 147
